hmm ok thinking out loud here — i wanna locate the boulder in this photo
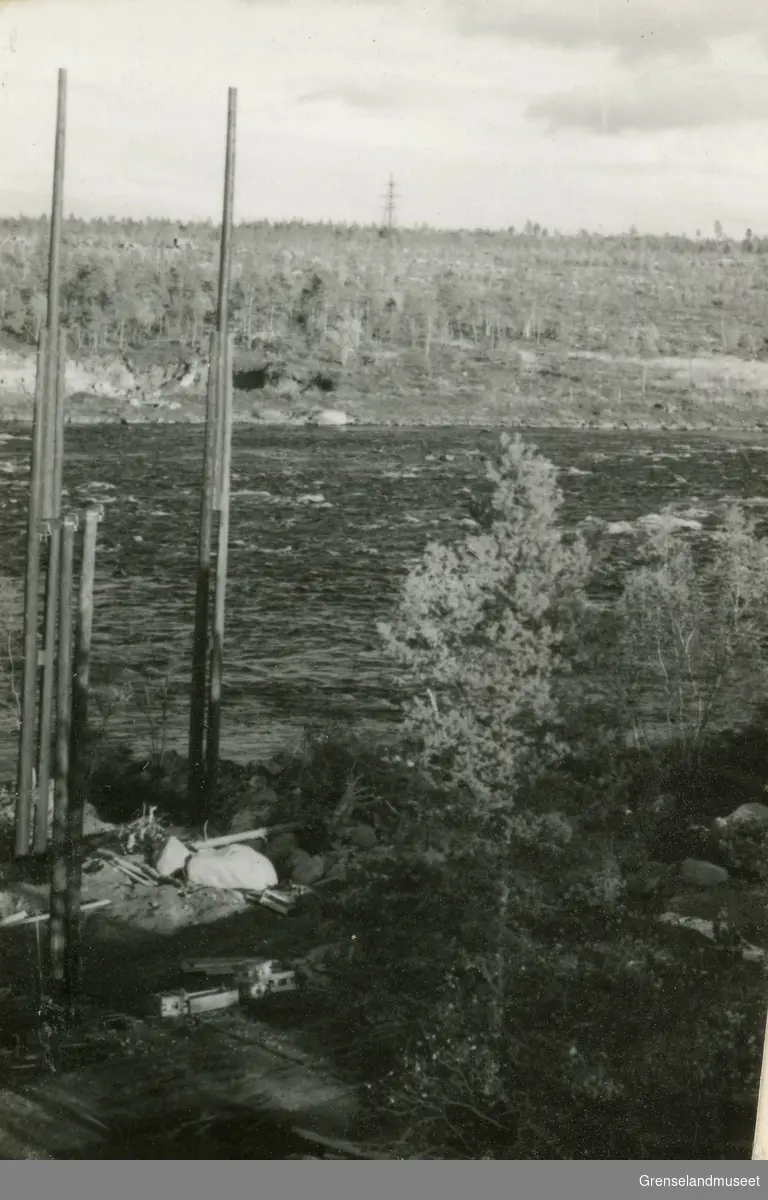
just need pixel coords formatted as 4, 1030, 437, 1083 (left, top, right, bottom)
312, 409, 349, 427
714, 802, 768, 832
323, 855, 349, 885
290, 849, 326, 887
264, 830, 298, 871
625, 861, 672, 897
345, 823, 378, 851
253, 407, 294, 424
679, 858, 729, 887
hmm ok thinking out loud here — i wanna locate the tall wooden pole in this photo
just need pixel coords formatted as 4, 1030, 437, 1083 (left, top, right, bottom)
16, 68, 67, 858
64, 507, 98, 1012
187, 87, 237, 814
187, 332, 220, 807
206, 333, 234, 799
49, 516, 75, 987
213, 87, 236, 509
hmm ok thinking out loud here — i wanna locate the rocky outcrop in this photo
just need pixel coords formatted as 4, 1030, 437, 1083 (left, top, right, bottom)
0, 347, 204, 403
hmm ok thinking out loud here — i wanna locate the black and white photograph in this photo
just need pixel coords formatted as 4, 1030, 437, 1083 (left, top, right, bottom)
2, 0, 768, 1169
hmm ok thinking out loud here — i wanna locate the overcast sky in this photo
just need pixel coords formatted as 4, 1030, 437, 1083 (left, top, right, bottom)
1, 0, 767, 234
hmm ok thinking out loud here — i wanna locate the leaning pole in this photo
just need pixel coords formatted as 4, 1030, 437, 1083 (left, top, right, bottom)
16, 67, 67, 858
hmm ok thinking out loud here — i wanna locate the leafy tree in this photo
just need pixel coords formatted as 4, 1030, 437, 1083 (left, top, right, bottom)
613, 505, 768, 768
379, 434, 591, 806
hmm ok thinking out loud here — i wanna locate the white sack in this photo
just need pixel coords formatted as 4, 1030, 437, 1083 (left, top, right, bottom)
186, 844, 278, 892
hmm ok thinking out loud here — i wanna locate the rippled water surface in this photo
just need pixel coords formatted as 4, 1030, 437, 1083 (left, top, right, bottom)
2, 424, 768, 764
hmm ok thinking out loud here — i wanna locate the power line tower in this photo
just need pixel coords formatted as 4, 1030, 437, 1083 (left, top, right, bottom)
381, 173, 398, 236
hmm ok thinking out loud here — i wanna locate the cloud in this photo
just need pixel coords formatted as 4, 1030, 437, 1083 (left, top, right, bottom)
445, 0, 768, 63
297, 83, 402, 111
527, 68, 768, 134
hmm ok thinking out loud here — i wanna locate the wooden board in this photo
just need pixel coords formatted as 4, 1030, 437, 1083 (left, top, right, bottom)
0, 1014, 361, 1159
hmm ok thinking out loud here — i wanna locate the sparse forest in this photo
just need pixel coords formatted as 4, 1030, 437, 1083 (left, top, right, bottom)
3, 217, 768, 362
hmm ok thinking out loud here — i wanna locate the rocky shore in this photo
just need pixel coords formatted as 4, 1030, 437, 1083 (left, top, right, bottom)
3, 338, 768, 432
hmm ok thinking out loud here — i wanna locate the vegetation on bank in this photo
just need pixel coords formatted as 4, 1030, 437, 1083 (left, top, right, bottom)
3, 436, 768, 1158
3, 217, 768, 366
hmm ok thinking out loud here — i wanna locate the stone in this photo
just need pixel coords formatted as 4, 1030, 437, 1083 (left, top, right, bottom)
346, 823, 378, 851
679, 858, 729, 887
312, 408, 349, 427
290, 849, 326, 887
715, 802, 768, 832
323, 855, 349, 885
264, 831, 298, 873
625, 861, 672, 897
253, 406, 293, 424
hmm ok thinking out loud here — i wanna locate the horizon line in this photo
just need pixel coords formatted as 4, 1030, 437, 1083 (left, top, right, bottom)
0, 214, 754, 240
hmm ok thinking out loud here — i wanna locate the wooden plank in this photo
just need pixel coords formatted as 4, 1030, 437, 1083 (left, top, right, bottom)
0, 1016, 360, 1158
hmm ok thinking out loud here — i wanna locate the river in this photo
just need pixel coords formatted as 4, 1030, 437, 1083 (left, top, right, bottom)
2, 424, 768, 769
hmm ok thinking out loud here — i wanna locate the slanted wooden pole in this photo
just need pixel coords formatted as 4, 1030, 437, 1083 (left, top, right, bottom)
206, 332, 234, 800
16, 332, 49, 855
36, 329, 67, 855
49, 515, 75, 986
16, 68, 67, 859
63, 507, 98, 1012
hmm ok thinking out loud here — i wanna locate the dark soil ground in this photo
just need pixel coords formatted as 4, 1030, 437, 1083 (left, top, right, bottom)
0, 819, 377, 1159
